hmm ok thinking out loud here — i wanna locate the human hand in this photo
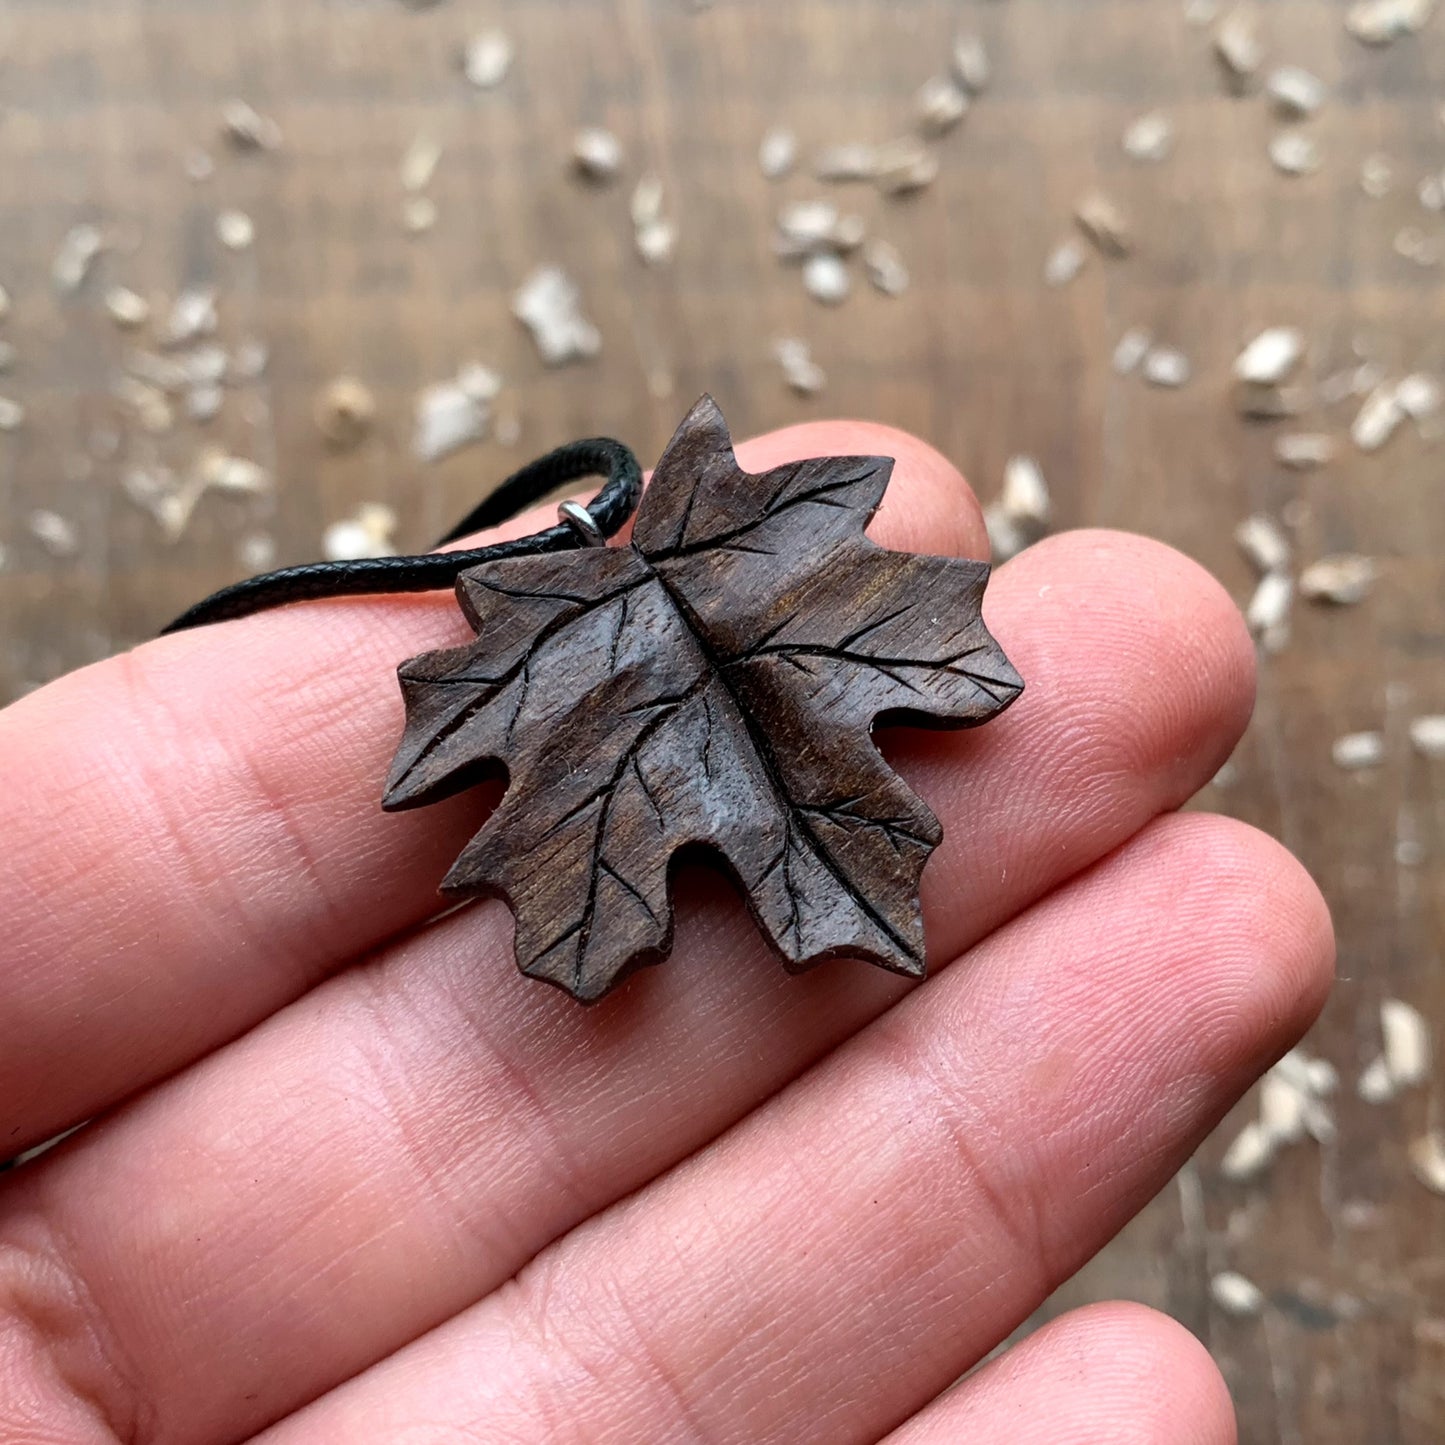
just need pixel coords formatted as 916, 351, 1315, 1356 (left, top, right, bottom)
0, 421, 1332, 1443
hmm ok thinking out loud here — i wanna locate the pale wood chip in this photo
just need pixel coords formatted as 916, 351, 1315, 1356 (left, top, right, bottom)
1112, 328, 1152, 375
28, 509, 79, 555
1221, 1120, 1274, 1180
513, 267, 601, 366
1332, 730, 1384, 770
916, 76, 969, 137
1352, 384, 1406, 451
1361, 153, 1395, 197
1382, 999, 1432, 1088
813, 143, 878, 183
1143, 346, 1191, 387
758, 127, 798, 181
323, 503, 398, 562
402, 195, 438, 234
0, 397, 25, 431
1246, 571, 1293, 649
873, 139, 940, 196
401, 135, 442, 192
1346, 0, 1436, 45
1122, 111, 1175, 163
52, 224, 104, 294
1074, 192, 1132, 257
1235, 326, 1305, 384
1043, 237, 1087, 287
162, 287, 218, 347
1300, 554, 1376, 604
1274, 432, 1335, 469
862, 238, 909, 296
951, 33, 990, 93
315, 377, 376, 450
773, 337, 826, 395
1410, 1133, 1445, 1195
1211, 1271, 1266, 1317
1267, 65, 1326, 117
802, 250, 850, 304
572, 127, 623, 182
1214, 10, 1264, 92
462, 30, 513, 89
1270, 130, 1321, 176
1236, 514, 1290, 575
1409, 715, 1445, 758
220, 99, 282, 151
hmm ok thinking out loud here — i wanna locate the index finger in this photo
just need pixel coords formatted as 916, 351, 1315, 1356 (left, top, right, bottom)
0, 422, 987, 1152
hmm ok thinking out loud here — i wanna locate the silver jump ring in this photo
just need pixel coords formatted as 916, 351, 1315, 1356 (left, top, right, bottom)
558, 499, 607, 547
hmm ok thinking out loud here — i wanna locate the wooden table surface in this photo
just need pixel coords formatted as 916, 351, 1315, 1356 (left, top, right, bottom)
2, 1, 1443, 1439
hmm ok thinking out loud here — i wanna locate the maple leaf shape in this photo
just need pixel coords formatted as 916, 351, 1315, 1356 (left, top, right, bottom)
383, 396, 1023, 1001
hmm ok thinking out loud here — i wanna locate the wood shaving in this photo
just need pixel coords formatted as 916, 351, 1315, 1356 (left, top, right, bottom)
813, 143, 878, 183
413, 370, 495, 462
631, 175, 676, 265
28, 510, 79, 556
0, 283, 10, 320
1382, 998, 1432, 1087
773, 337, 826, 395
802, 250, 850, 305
162, 288, 218, 347
1247, 571, 1293, 650
462, 30, 513, 89
315, 377, 376, 450
186, 385, 223, 422
1212, 1271, 1266, 1317
1236, 514, 1290, 575
1300, 554, 1376, 605
1358, 1054, 1397, 1103
104, 286, 149, 328
952, 34, 991, 94
1361, 153, 1395, 197
215, 210, 255, 251
323, 503, 397, 562
402, 195, 438, 234
0, 340, 15, 373
231, 340, 269, 381
196, 447, 270, 495
1267, 66, 1326, 117
1270, 130, 1321, 177
572, 128, 624, 182
1409, 715, 1445, 758
1352, 383, 1406, 451
1112, 327, 1153, 375
777, 199, 841, 250
1001, 456, 1051, 530
0, 397, 25, 432
1221, 1120, 1274, 1180
1143, 346, 1191, 387
1274, 432, 1335, 469
1043, 237, 1087, 288
1260, 1073, 1308, 1145
237, 533, 277, 571
1235, 326, 1305, 384
52, 223, 104, 295
1214, 10, 1263, 93
863, 239, 909, 296
758, 127, 798, 181
1074, 192, 1132, 257
915, 76, 969, 137
1409, 1133, 1445, 1195
1234, 380, 1309, 419
1395, 372, 1441, 419
1332, 731, 1384, 770
220, 99, 282, 151
182, 344, 228, 387
1122, 111, 1175, 163
113, 376, 173, 433
873, 139, 939, 196
1346, 0, 1436, 45
1419, 173, 1445, 213
401, 135, 442, 192
1187, 0, 1222, 25
984, 505, 1027, 564
1393, 225, 1442, 267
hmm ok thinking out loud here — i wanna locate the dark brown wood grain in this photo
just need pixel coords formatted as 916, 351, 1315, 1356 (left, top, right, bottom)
384, 397, 1020, 1000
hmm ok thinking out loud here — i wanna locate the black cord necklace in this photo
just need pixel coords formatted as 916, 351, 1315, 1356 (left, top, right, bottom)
162, 437, 643, 635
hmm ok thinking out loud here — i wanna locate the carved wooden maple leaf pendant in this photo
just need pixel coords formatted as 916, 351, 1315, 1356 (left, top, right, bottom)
383, 396, 1023, 1002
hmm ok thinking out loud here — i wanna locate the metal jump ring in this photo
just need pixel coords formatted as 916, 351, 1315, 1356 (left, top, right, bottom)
558, 499, 607, 547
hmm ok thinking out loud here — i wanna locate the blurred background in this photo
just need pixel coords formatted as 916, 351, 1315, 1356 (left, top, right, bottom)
1, 0, 1442, 1439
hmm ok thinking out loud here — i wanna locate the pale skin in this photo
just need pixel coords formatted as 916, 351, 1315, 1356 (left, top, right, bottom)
0, 421, 1333, 1444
